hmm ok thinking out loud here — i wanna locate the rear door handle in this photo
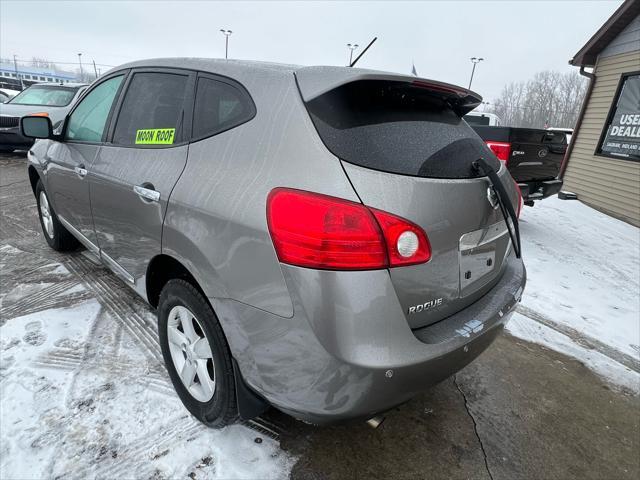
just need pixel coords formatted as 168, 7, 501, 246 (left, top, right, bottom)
134, 184, 160, 202
74, 165, 87, 178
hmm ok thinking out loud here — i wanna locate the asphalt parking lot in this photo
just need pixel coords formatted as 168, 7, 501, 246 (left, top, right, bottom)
1, 152, 638, 479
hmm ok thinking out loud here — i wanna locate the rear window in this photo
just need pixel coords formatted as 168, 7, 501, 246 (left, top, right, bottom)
304, 80, 498, 179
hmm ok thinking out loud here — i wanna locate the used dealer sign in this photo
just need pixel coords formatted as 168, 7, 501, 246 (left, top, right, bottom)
600, 74, 639, 160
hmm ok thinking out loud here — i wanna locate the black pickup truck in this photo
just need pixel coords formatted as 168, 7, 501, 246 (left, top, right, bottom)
470, 125, 566, 205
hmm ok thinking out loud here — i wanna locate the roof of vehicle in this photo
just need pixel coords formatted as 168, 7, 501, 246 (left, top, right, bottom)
29, 82, 89, 88
112, 58, 301, 75
110, 58, 482, 109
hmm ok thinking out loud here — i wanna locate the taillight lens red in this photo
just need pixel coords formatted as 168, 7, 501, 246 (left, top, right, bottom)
266, 188, 431, 270
485, 141, 511, 165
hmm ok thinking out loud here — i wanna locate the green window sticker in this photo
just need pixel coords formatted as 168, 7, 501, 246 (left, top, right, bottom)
135, 128, 176, 145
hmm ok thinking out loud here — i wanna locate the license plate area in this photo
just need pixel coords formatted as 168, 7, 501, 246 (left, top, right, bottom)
459, 221, 508, 293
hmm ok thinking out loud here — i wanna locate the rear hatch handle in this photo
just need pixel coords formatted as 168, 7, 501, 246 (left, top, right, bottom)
473, 157, 522, 259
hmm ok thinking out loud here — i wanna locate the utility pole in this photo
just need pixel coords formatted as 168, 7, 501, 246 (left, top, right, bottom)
92, 59, 98, 79
13, 54, 24, 90
78, 53, 83, 82
347, 43, 359, 66
468, 57, 484, 90
220, 29, 232, 59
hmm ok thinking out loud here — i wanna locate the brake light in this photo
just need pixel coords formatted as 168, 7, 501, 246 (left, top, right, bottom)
266, 188, 431, 270
486, 141, 511, 165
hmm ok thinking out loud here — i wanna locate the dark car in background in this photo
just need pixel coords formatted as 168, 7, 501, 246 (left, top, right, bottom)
0, 82, 87, 152
470, 125, 566, 205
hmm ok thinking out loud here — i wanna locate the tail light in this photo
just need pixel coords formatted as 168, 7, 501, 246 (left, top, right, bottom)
485, 141, 511, 166
267, 188, 431, 270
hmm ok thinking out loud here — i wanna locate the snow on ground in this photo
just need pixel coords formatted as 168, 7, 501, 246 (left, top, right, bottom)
510, 196, 640, 392
0, 246, 294, 480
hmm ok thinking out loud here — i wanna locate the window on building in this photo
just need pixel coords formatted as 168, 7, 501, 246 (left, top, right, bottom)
597, 72, 640, 161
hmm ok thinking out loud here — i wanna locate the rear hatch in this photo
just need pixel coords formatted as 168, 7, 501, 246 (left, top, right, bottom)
296, 67, 518, 329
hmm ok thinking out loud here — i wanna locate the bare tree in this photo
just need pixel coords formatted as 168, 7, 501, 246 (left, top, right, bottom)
489, 71, 587, 128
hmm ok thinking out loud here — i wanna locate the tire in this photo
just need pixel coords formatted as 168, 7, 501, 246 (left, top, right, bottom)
158, 279, 238, 428
35, 180, 79, 251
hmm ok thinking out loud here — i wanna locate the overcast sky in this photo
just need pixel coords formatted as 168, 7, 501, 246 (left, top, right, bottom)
0, 0, 623, 101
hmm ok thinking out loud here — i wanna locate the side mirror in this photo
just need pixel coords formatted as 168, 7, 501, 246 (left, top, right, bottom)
21, 115, 53, 139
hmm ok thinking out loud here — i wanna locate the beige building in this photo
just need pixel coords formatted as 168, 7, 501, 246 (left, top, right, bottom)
561, 0, 640, 226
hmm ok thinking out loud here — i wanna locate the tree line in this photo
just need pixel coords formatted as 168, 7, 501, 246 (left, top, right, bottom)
488, 70, 588, 129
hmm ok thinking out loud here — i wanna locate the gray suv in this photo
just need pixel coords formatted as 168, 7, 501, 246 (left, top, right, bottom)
22, 59, 526, 427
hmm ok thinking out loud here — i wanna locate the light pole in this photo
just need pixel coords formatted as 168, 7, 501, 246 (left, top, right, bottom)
347, 43, 359, 66
78, 53, 84, 82
220, 29, 232, 59
13, 54, 24, 90
468, 57, 484, 90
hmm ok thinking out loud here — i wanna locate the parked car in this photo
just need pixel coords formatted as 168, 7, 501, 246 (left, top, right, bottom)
464, 111, 502, 126
471, 125, 566, 205
22, 59, 526, 427
0, 82, 87, 152
0, 87, 20, 103
547, 127, 574, 144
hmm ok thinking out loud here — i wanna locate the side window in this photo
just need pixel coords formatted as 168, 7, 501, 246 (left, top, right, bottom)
112, 72, 189, 146
192, 77, 255, 140
66, 75, 124, 143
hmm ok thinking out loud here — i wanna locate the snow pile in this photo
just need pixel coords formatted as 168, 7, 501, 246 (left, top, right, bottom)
509, 197, 640, 392
0, 247, 294, 480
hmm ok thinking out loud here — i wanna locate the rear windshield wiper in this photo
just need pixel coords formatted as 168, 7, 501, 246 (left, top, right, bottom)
473, 157, 522, 259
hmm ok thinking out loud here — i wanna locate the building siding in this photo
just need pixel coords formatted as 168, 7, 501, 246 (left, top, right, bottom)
563, 50, 640, 226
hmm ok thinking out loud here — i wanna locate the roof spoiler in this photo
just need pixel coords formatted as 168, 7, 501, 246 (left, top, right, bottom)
295, 66, 483, 116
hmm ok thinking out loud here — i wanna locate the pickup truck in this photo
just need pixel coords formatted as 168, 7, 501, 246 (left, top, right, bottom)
470, 125, 566, 206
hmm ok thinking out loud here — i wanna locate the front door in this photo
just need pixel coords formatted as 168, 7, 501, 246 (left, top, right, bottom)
89, 69, 194, 294
44, 74, 126, 249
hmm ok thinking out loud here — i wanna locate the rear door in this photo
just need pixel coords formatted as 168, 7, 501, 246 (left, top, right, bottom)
297, 71, 518, 329
507, 129, 566, 181
89, 68, 194, 292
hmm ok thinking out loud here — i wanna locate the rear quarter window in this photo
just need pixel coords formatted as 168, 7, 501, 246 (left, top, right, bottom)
191, 76, 255, 140
304, 80, 498, 179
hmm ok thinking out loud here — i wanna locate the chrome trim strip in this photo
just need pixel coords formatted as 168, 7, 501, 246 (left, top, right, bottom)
101, 250, 135, 284
517, 161, 543, 166
58, 214, 134, 284
57, 215, 99, 255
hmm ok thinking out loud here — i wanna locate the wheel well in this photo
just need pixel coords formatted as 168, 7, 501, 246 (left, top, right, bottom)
146, 255, 205, 309
28, 166, 40, 195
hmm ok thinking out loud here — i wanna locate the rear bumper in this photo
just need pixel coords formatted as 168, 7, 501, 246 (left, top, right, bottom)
213, 254, 526, 425
0, 127, 33, 150
518, 179, 563, 201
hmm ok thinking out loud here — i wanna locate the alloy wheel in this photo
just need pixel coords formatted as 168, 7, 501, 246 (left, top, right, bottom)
39, 191, 54, 239
167, 305, 216, 402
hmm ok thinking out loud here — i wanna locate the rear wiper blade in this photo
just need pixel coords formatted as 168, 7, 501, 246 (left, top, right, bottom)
472, 157, 522, 259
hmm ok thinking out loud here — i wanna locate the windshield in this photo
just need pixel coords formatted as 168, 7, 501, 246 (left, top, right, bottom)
9, 85, 78, 107
464, 114, 491, 126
